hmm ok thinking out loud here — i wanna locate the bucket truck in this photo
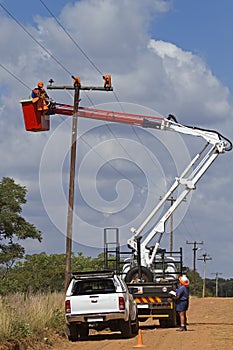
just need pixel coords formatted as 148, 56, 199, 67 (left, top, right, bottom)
21, 97, 232, 326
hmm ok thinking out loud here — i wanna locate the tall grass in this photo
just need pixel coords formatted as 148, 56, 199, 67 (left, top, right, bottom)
0, 292, 65, 341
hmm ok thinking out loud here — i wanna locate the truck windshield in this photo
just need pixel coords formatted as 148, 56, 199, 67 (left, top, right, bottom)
72, 279, 116, 295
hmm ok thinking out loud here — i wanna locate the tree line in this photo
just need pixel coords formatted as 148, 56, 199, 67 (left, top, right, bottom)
0, 252, 109, 294
0, 252, 232, 296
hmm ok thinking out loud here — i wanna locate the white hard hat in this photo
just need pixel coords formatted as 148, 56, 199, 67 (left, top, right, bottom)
179, 275, 189, 286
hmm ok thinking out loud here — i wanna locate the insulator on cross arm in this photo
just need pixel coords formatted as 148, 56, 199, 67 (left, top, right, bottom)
72, 76, 81, 87
103, 74, 112, 89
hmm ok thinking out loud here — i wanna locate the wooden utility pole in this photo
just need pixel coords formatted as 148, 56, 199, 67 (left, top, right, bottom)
186, 240, 204, 294
47, 76, 113, 291
167, 196, 175, 255
198, 253, 212, 298
211, 272, 222, 297
159, 195, 175, 256
65, 77, 80, 292
161, 196, 186, 256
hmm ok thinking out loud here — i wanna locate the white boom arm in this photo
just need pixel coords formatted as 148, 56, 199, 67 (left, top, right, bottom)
128, 117, 231, 267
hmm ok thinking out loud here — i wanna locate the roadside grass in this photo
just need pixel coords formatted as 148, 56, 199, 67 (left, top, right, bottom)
0, 292, 65, 341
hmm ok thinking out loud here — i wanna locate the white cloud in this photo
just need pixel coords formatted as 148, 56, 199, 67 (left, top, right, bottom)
148, 39, 233, 121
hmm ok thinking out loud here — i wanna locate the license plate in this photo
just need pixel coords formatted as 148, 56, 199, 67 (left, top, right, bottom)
137, 304, 149, 308
87, 317, 103, 322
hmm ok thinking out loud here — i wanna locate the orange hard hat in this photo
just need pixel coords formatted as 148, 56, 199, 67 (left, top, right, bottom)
38, 81, 44, 87
179, 275, 190, 286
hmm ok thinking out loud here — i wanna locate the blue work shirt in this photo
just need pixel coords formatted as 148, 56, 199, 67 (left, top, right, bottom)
176, 284, 189, 311
176, 285, 189, 301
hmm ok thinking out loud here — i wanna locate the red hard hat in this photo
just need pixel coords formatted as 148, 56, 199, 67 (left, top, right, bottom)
38, 81, 44, 87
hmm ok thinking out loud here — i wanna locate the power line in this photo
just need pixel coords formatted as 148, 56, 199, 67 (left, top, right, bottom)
0, 3, 97, 114
0, 3, 72, 76
38, 0, 166, 188
79, 130, 158, 196
0, 60, 158, 197
39, 0, 127, 116
0, 2, 166, 198
39, 0, 103, 76
0, 63, 31, 90
45, 27, 162, 192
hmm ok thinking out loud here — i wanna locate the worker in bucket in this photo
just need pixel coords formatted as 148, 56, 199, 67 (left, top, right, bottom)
31, 81, 50, 113
170, 275, 190, 331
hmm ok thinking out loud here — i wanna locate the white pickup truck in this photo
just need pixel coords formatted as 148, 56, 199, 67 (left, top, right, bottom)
65, 270, 139, 341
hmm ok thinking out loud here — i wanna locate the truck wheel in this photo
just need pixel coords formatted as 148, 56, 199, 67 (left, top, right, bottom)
159, 310, 177, 328
167, 309, 177, 328
131, 317, 139, 334
159, 319, 168, 328
125, 266, 153, 283
120, 318, 132, 338
78, 325, 89, 340
66, 324, 78, 342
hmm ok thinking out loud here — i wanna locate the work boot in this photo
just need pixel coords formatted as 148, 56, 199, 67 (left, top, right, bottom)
176, 326, 187, 331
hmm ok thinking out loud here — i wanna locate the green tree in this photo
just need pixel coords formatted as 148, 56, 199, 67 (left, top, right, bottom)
1, 253, 66, 293
0, 177, 42, 267
185, 267, 204, 296
0, 251, 122, 294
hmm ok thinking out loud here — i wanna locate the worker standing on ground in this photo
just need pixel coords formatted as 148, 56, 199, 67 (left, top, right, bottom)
174, 275, 190, 331
31, 81, 50, 113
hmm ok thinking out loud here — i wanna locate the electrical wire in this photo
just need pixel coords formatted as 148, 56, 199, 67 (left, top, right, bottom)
38, 1, 128, 114
39, 0, 103, 76
0, 61, 156, 197
0, 3, 97, 110
78, 126, 154, 195
0, 2, 165, 197
0, 2, 73, 76
38, 0, 165, 192
1, 2, 228, 257
0, 63, 31, 90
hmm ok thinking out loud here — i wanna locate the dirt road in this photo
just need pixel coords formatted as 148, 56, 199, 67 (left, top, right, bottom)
57, 297, 233, 350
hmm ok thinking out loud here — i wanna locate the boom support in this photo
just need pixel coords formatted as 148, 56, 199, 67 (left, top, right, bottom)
50, 103, 232, 266
129, 142, 220, 267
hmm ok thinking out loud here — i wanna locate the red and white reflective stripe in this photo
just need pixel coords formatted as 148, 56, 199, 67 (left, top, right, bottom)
135, 296, 162, 304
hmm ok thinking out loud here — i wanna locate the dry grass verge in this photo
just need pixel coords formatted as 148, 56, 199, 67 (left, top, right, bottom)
0, 292, 65, 344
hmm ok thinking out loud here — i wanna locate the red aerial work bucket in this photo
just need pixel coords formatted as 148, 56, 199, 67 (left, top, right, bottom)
20, 99, 50, 132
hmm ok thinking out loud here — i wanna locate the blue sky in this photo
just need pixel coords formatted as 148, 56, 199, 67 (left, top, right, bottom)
152, 0, 233, 90
0, 0, 232, 279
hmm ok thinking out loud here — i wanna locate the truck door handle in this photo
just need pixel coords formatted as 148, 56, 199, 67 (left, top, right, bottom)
91, 299, 98, 303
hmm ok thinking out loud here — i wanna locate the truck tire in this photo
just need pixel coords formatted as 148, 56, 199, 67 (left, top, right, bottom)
159, 310, 177, 328
66, 323, 78, 342
131, 317, 139, 334
78, 325, 89, 340
159, 318, 168, 328
125, 266, 153, 283
168, 309, 177, 328
120, 318, 132, 338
